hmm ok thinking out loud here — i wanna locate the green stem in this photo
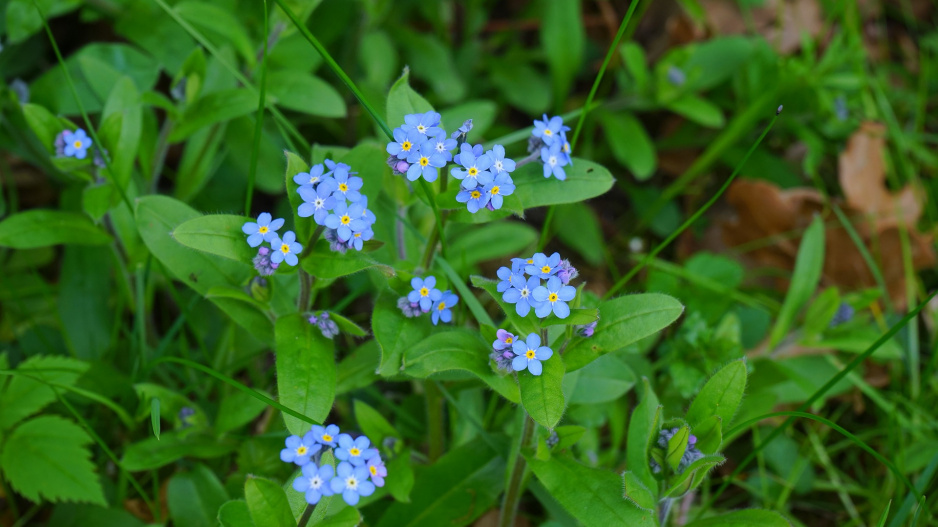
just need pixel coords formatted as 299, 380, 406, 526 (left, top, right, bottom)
298, 503, 315, 527
298, 270, 312, 312
425, 381, 445, 462
498, 414, 536, 527
603, 109, 780, 299
246, 0, 269, 215
537, 206, 556, 252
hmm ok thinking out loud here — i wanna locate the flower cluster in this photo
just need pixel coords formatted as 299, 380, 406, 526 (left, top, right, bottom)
528, 114, 573, 181
282, 423, 387, 506
294, 160, 376, 252
495, 252, 578, 319
386, 112, 517, 214
398, 276, 459, 325
308, 311, 339, 339
490, 330, 553, 376
243, 213, 301, 274
55, 128, 93, 160
649, 427, 705, 474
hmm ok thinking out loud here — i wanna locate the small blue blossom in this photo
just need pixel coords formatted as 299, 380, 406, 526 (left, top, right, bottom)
242, 212, 285, 247
388, 155, 410, 175
310, 424, 341, 447
532, 114, 568, 146
298, 179, 338, 225
493, 329, 517, 351
335, 434, 378, 467
431, 290, 459, 325
452, 119, 473, 139
533, 276, 576, 319
269, 231, 303, 267
323, 159, 352, 177
496, 266, 514, 293
402, 111, 442, 136
406, 141, 447, 182
324, 228, 347, 254
366, 455, 387, 487
541, 142, 569, 180
280, 432, 322, 466
62, 128, 93, 159
408, 276, 442, 312
666, 66, 686, 86
293, 164, 326, 188
503, 274, 543, 317
330, 461, 375, 506
325, 201, 368, 241
331, 170, 364, 202
511, 333, 553, 376
559, 136, 573, 165
556, 259, 578, 284
397, 297, 423, 317
510, 257, 532, 274
486, 145, 516, 175
451, 143, 494, 189
309, 311, 339, 339
456, 186, 490, 213
293, 463, 334, 505
252, 246, 278, 275
453, 143, 485, 166
357, 196, 377, 225
387, 127, 421, 160
429, 130, 457, 163
830, 302, 855, 327
483, 172, 515, 211
346, 225, 373, 251
576, 319, 598, 338
526, 252, 562, 279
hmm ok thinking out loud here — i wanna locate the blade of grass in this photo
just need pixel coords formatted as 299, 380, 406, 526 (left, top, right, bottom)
435, 255, 495, 328
246, 0, 270, 215
830, 204, 894, 312
887, 442, 938, 526
603, 108, 781, 299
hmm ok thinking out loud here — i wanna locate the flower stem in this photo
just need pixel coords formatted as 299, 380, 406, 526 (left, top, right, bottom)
514, 151, 541, 169
298, 503, 315, 527
425, 380, 445, 462
658, 497, 676, 526
297, 270, 312, 312
498, 413, 536, 527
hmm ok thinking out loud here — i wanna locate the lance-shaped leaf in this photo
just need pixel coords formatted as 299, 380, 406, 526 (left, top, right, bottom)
276, 314, 335, 434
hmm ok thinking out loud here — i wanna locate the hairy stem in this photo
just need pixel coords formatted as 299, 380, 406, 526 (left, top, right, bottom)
498, 413, 536, 527
425, 380, 444, 462
298, 503, 315, 527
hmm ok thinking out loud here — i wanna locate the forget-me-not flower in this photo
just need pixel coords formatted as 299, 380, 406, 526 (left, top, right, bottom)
397, 297, 424, 318
366, 455, 387, 487
331, 170, 363, 202
496, 266, 514, 293
347, 225, 373, 251
510, 257, 531, 274
293, 463, 334, 505
242, 212, 284, 247
269, 231, 303, 267
526, 252, 561, 279
310, 424, 341, 447
576, 319, 598, 338
402, 111, 442, 136
453, 143, 485, 166
330, 461, 375, 506
452, 119, 473, 139
511, 333, 553, 376
541, 142, 569, 180
253, 247, 278, 276
298, 180, 338, 225
533, 276, 576, 319
356, 196, 377, 225
280, 433, 322, 466
483, 172, 515, 211
557, 259, 579, 284
63, 128, 93, 159
503, 274, 543, 317
486, 145, 516, 175
309, 311, 340, 339
335, 434, 378, 467
408, 276, 442, 312
456, 186, 490, 213
325, 201, 368, 241
293, 164, 326, 188
431, 291, 459, 325
451, 143, 494, 189
387, 127, 421, 160
532, 115, 569, 146
323, 159, 351, 177
493, 329, 517, 351
406, 141, 446, 182
429, 130, 457, 163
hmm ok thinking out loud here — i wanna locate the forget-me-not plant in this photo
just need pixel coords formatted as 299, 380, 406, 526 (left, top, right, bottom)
511, 333, 553, 376
242, 212, 284, 247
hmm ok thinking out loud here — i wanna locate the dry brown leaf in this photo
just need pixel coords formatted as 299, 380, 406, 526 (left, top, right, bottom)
699, 0, 823, 54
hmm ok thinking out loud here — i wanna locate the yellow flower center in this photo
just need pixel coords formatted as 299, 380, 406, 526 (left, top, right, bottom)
354, 232, 362, 238
349, 447, 361, 457
280, 244, 290, 254
544, 129, 553, 136
490, 185, 500, 195
419, 287, 429, 297
437, 302, 447, 311
339, 183, 348, 192
258, 226, 269, 234
549, 292, 559, 302
402, 141, 412, 151
73, 140, 83, 148
526, 259, 534, 264
370, 466, 378, 476
310, 175, 319, 184
296, 446, 308, 455
525, 349, 535, 359
470, 190, 481, 199
563, 143, 570, 152
505, 337, 513, 344
419, 156, 429, 167
340, 215, 351, 225
541, 265, 551, 274
468, 167, 478, 177
322, 434, 332, 442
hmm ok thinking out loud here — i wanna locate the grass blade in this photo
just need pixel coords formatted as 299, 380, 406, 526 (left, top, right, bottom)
245, 0, 269, 215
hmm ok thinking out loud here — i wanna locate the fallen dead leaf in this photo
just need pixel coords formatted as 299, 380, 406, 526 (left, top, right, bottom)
699, 0, 824, 54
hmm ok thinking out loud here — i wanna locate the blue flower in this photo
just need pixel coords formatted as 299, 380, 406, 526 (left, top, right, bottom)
269, 231, 303, 266
408, 276, 442, 312
483, 172, 515, 210
331, 170, 364, 202
456, 186, 490, 213
325, 201, 368, 241
576, 319, 598, 338
242, 212, 285, 247
559, 136, 573, 165
486, 145, 516, 175
503, 273, 543, 317
453, 143, 485, 166
366, 455, 387, 487
293, 463, 335, 505
496, 266, 513, 293
406, 141, 447, 182
323, 159, 352, 177
525, 252, 561, 279
452, 119, 473, 139
309, 311, 340, 339
310, 424, 341, 447
298, 179, 338, 225
532, 276, 577, 319
493, 329, 517, 351
431, 290, 459, 325
397, 296, 423, 318
557, 259, 579, 284
387, 127, 421, 160
330, 461, 375, 506
293, 164, 326, 188
335, 434, 378, 467
280, 432, 322, 466
532, 114, 568, 146
510, 257, 531, 274
402, 111, 442, 136
63, 128, 92, 159
357, 196, 377, 225
429, 130, 457, 163
511, 333, 553, 376
451, 143, 494, 189
253, 247, 278, 275
541, 142, 569, 180
347, 225, 373, 251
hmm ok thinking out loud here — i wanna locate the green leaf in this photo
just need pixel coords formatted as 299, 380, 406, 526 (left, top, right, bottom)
622, 471, 655, 511
769, 215, 825, 348
167, 463, 229, 527
627, 379, 661, 491
283, 150, 313, 243
354, 399, 398, 447
175, 1, 255, 66
386, 451, 415, 503
398, 30, 465, 104
692, 415, 723, 455
682, 36, 755, 92
402, 329, 520, 403
563, 353, 636, 405
82, 182, 121, 221
554, 203, 605, 265
169, 88, 257, 142
684, 509, 792, 527
386, 68, 434, 129
245, 476, 295, 527
47, 504, 145, 527
0, 355, 89, 430
666, 425, 691, 471
512, 158, 614, 209
150, 397, 161, 440
206, 286, 274, 344
100, 76, 142, 187
529, 454, 655, 526
662, 454, 724, 498
173, 214, 255, 264
121, 431, 236, 471
267, 70, 347, 117
600, 112, 656, 180
218, 500, 255, 527
490, 59, 551, 115
685, 360, 747, 431
276, 314, 335, 434
175, 124, 228, 201
440, 100, 497, 138
564, 293, 684, 371
470, 276, 539, 337
1, 415, 105, 505
375, 441, 503, 527
0, 210, 111, 248
447, 222, 538, 269
552, 425, 586, 451
215, 389, 271, 434
373, 290, 430, 376
328, 312, 368, 337
667, 94, 725, 128
802, 287, 840, 340
541, 0, 584, 102
6, 0, 80, 43
22, 102, 68, 153
135, 195, 251, 296
518, 354, 566, 429
301, 240, 395, 280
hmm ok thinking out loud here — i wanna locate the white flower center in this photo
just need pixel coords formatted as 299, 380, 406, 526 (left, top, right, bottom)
309, 476, 322, 489
549, 156, 557, 166
346, 476, 358, 490
417, 125, 426, 133
494, 160, 503, 171
520, 287, 529, 298
436, 143, 445, 152
315, 198, 324, 207
310, 176, 319, 184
